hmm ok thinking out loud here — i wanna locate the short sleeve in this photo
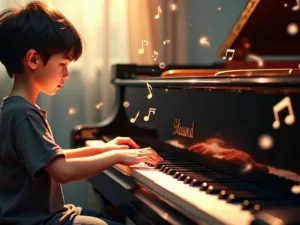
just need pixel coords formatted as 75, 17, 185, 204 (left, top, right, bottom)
15, 116, 65, 180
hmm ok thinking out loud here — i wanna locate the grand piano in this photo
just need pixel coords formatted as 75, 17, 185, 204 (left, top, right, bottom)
71, 0, 300, 224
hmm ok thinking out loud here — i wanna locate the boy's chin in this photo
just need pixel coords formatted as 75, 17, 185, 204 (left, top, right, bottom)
42, 90, 58, 96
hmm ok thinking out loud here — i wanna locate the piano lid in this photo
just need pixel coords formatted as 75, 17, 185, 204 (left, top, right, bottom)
217, 0, 300, 60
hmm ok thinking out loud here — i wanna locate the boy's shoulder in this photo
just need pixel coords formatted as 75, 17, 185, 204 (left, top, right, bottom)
0, 96, 45, 124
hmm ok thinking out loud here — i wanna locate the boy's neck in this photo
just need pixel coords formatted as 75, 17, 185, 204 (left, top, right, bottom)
9, 74, 39, 106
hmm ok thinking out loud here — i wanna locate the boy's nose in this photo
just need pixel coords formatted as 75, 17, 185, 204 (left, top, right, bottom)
63, 72, 70, 80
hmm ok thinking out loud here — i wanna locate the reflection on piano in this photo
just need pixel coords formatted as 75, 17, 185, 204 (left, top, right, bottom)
71, 0, 300, 224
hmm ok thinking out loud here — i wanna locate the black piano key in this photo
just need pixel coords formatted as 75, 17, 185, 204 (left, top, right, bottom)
205, 183, 270, 195
226, 190, 282, 204
163, 166, 211, 175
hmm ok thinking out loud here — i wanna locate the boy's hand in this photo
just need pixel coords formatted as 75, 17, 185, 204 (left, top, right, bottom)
104, 137, 140, 151
113, 147, 163, 166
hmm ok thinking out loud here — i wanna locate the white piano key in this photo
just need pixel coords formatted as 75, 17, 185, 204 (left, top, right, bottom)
126, 164, 254, 225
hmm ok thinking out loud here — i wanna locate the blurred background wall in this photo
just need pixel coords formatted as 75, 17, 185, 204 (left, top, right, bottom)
0, 0, 248, 210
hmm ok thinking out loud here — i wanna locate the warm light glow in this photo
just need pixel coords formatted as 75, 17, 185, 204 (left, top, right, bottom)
217, 7, 222, 11
258, 134, 273, 150
287, 23, 299, 35
169, 3, 177, 11
95, 102, 104, 109
159, 62, 166, 69
123, 101, 130, 108
247, 54, 264, 67
199, 36, 211, 47
241, 163, 253, 173
291, 184, 300, 194
68, 107, 77, 115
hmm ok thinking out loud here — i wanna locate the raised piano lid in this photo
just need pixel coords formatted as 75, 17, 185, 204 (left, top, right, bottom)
216, 0, 300, 60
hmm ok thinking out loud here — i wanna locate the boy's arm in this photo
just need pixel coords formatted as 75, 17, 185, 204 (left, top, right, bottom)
62, 146, 106, 158
44, 148, 162, 184
63, 137, 140, 158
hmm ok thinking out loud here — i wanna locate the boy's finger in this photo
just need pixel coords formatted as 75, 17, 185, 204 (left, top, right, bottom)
118, 138, 139, 148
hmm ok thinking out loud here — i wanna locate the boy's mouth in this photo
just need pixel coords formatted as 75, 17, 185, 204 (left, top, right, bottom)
57, 85, 62, 88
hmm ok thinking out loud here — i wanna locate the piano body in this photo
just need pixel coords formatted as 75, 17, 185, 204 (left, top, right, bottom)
71, 0, 300, 224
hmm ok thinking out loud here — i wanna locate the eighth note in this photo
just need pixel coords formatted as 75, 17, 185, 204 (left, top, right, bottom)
222, 49, 235, 61
152, 50, 158, 61
130, 111, 140, 123
154, 6, 162, 19
292, 0, 300, 11
144, 108, 156, 121
138, 40, 148, 55
146, 82, 153, 99
272, 96, 295, 129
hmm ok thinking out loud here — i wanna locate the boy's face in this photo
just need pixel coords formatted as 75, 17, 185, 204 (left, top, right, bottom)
28, 50, 71, 96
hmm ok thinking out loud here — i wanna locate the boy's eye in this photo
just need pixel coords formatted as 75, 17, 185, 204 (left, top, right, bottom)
60, 63, 66, 66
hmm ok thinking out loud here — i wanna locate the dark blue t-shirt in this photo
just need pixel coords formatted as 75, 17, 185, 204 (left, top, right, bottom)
0, 96, 76, 225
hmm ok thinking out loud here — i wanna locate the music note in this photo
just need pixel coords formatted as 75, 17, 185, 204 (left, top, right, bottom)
152, 50, 158, 61
154, 6, 162, 19
144, 108, 156, 121
146, 82, 153, 99
138, 40, 148, 55
272, 97, 295, 129
292, 0, 300, 11
222, 49, 235, 60
130, 111, 140, 123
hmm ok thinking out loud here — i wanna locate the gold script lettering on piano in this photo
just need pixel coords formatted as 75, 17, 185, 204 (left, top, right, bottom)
272, 96, 295, 129
173, 119, 194, 138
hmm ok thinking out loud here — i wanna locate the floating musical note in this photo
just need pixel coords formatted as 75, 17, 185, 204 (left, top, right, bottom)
154, 6, 162, 19
144, 108, 156, 121
152, 50, 158, 61
222, 49, 235, 60
138, 40, 148, 55
163, 39, 170, 45
292, 0, 300, 11
272, 96, 295, 129
130, 111, 140, 123
146, 82, 153, 99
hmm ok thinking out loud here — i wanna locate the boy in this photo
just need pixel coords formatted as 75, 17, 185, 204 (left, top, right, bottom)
0, 1, 162, 225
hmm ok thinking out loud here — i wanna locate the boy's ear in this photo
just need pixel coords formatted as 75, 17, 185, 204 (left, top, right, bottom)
25, 49, 41, 70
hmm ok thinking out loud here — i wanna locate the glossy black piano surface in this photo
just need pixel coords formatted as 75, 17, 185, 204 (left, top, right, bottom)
71, 64, 300, 225
71, 0, 300, 223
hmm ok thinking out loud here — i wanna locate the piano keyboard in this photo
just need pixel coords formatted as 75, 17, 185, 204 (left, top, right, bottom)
105, 136, 300, 225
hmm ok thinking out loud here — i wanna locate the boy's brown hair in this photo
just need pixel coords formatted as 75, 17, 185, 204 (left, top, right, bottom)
0, 1, 83, 78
